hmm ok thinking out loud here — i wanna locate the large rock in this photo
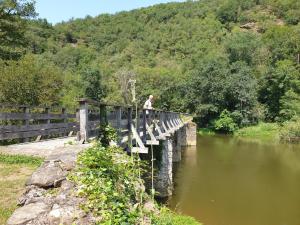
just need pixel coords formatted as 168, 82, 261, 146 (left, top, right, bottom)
18, 185, 46, 206
46, 152, 77, 171
48, 204, 74, 225
27, 161, 68, 188
7, 202, 50, 225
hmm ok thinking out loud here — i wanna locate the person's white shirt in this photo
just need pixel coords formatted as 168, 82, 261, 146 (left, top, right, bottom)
144, 97, 153, 115
144, 99, 152, 110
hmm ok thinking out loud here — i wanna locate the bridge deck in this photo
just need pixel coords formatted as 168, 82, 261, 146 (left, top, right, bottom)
0, 137, 90, 158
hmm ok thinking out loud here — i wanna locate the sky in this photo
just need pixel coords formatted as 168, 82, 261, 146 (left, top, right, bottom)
35, 0, 186, 24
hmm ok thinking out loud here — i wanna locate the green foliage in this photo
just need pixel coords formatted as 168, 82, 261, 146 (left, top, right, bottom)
81, 68, 107, 101
224, 31, 261, 65
0, 55, 63, 105
198, 128, 216, 136
0, 154, 43, 166
98, 125, 118, 147
235, 122, 280, 140
226, 61, 258, 122
280, 118, 300, 142
259, 60, 300, 121
153, 208, 201, 225
1, 0, 300, 126
0, 0, 36, 60
213, 110, 238, 133
71, 144, 148, 224
185, 53, 230, 120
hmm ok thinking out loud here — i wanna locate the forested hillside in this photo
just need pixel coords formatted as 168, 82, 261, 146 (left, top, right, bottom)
1, 0, 300, 127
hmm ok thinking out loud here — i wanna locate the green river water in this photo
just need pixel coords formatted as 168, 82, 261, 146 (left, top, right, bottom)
169, 135, 300, 225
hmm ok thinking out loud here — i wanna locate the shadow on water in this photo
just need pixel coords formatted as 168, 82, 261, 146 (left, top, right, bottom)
168, 135, 300, 225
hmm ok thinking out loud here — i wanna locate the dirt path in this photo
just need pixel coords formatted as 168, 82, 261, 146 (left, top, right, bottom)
0, 137, 91, 158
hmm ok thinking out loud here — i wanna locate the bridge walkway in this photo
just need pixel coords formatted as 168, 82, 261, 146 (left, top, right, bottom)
0, 137, 90, 158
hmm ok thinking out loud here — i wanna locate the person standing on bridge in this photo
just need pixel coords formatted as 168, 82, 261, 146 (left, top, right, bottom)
144, 95, 154, 127
143, 95, 154, 115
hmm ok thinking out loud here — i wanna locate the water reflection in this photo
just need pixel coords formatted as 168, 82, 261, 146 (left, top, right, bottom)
169, 135, 300, 225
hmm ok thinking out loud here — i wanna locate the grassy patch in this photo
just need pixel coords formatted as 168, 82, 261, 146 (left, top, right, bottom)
0, 154, 42, 224
198, 128, 216, 136
0, 154, 43, 166
155, 208, 201, 225
234, 123, 280, 141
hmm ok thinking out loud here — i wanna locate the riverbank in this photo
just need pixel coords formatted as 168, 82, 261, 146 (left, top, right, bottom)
234, 123, 280, 141
0, 154, 43, 224
198, 123, 280, 142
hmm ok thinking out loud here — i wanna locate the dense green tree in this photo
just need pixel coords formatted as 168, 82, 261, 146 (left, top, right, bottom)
259, 60, 300, 120
0, 0, 36, 59
81, 68, 107, 102
185, 53, 230, 121
224, 30, 262, 65
263, 26, 300, 63
280, 90, 300, 120
0, 55, 63, 105
1, 0, 300, 127
25, 19, 56, 54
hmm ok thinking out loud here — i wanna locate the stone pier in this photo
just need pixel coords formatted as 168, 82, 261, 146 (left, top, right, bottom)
172, 129, 182, 163
155, 137, 173, 197
185, 121, 197, 146
155, 121, 197, 197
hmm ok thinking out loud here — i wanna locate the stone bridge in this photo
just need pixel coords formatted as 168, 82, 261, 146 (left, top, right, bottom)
0, 99, 197, 197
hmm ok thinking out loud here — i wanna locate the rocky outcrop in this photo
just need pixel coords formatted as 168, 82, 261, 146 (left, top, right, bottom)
7, 202, 50, 225
7, 151, 95, 225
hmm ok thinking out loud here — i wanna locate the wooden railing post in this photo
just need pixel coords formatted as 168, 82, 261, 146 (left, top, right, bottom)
79, 99, 89, 143
127, 107, 132, 149
23, 106, 29, 142
76, 108, 80, 140
142, 109, 147, 144
128, 107, 133, 150
100, 104, 107, 127
150, 109, 154, 125
166, 112, 172, 130
136, 108, 140, 136
62, 108, 67, 123
159, 111, 164, 132
171, 113, 176, 127
115, 106, 122, 144
45, 107, 50, 125
62, 108, 67, 137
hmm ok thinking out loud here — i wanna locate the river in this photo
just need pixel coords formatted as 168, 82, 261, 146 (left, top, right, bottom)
168, 135, 300, 225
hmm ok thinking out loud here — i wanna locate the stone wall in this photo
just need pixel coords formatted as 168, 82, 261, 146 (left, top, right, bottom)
7, 152, 95, 225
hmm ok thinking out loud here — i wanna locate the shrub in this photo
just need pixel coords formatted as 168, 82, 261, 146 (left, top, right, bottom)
280, 118, 300, 142
98, 125, 118, 147
213, 110, 237, 133
70, 144, 149, 224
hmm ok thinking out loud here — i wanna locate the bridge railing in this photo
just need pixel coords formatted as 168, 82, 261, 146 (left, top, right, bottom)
78, 98, 186, 153
0, 104, 78, 143
0, 100, 188, 150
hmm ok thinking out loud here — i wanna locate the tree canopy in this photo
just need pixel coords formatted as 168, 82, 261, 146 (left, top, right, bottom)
0, 0, 300, 127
